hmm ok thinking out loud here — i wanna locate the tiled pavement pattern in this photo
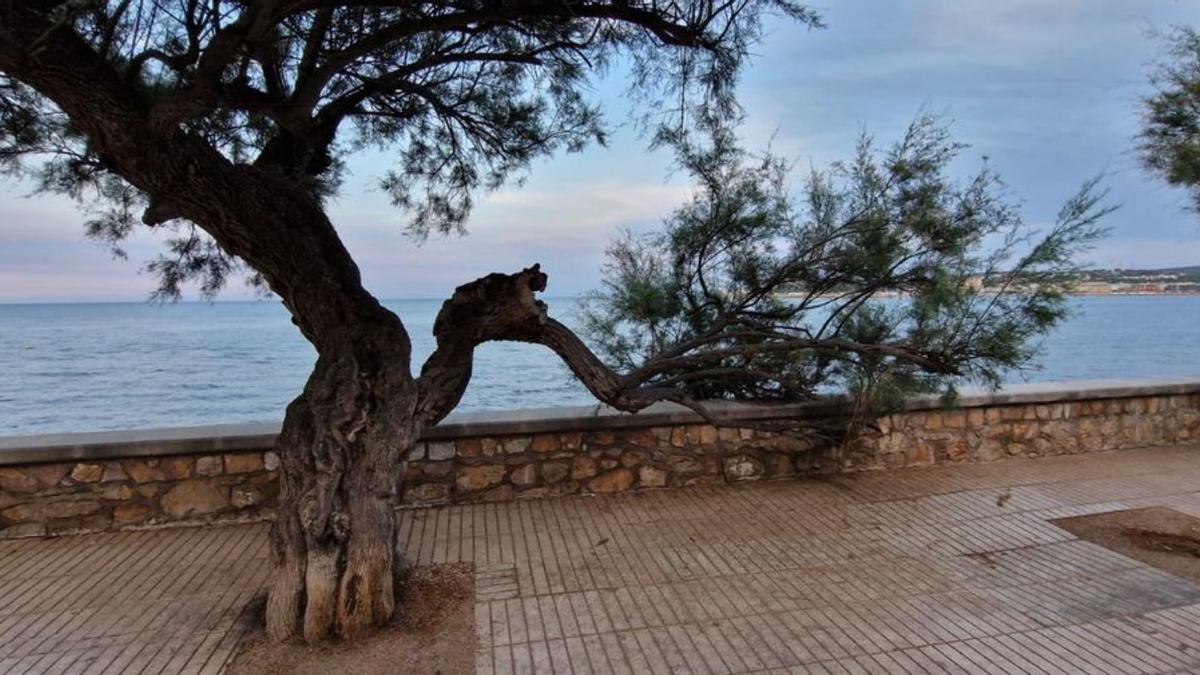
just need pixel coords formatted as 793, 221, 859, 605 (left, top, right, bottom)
4, 446, 1200, 673
0, 520, 268, 674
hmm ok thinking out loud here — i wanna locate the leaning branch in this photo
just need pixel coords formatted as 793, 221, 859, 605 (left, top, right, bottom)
413, 264, 959, 431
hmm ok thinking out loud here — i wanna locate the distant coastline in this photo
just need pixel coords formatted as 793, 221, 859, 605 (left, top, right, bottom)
1032, 264, 1200, 297
773, 264, 1200, 300
776, 287, 1200, 300
1069, 288, 1200, 296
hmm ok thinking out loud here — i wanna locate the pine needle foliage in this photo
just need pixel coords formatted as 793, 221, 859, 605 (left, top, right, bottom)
583, 115, 1113, 408
1139, 26, 1200, 216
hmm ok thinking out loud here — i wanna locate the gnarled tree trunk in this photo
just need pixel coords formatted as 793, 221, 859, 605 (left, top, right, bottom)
262, 263, 646, 642
264, 329, 418, 642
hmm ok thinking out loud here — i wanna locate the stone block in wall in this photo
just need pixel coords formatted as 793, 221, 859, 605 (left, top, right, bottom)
723, 455, 764, 481
25, 464, 71, 489
966, 409, 985, 428
113, 503, 152, 525
663, 454, 704, 474
637, 465, 667, 487
195, 455, 223, 476
619, 451, 645, 468
456, 465, 506, 491
405, 482, 450, 504
587, 468, 633, 493
585, 431, 617, 446
3, 498, 101, 522
69, 463, 103, 483
571, 456, 597, 480
717, 427, 741, 443
530, 434, 559, 453
427, 441, 456, 461
0, 468, 39, 493
767, 453, 796, 477
100, 462, 127, 482
620, 429, 658, 449
457, 438, 482, 457
669, 426, 687, 447
542, 461, 569, 484
224, 453, 264, 474
161, 479, 228, 518
421, 461, 453, 478
510, 464, 538, 488
501, 436, 531, 454
231, 485, 265, 508
164, 457, 194, 479
689, 425, 719, 446
907, 441, 935, 465
100, 484, 134, 501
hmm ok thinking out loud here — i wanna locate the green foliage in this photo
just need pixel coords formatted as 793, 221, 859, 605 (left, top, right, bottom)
582, 115, 1113, 406
0, 1, 820, 298
1139, 26, 1200, 215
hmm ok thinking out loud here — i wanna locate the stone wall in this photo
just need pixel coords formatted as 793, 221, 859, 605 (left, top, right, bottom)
402, 391, 1200, 505
0, 451, 279, 538
2, 379, 1198, 539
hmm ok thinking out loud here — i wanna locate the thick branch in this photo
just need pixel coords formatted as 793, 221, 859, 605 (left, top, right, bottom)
415, 263, 962, 429
415, 264, 675, 426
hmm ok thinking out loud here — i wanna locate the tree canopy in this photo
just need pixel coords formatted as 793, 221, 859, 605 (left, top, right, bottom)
581, 115, 1112, 420
1139, 26, 1200, 216
0, 0, 820, 298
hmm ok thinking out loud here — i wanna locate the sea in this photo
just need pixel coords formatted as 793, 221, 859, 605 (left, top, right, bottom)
1, 295, 1199, 436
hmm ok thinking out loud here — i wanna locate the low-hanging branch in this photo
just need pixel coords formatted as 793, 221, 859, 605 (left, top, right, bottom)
415, 261, 968, 431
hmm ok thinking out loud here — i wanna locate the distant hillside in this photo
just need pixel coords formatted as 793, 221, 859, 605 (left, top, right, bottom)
1082, 265, 1200, 283
970, 264, 1200, 295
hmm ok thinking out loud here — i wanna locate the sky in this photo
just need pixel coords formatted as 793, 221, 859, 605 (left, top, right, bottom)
2, 0, 1200, 302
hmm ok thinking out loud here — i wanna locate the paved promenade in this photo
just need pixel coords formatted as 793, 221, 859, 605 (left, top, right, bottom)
3, 445, 1200, 674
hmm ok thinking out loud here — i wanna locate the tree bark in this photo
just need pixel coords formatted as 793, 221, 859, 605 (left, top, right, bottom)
266, 343, 418, 642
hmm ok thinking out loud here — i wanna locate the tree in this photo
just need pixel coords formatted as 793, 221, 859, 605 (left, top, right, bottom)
582, 116, 1111, 422
0, 0, 1106, 645
1139, 26, 1200, 215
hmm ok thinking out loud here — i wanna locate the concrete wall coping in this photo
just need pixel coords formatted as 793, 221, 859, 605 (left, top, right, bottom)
2, 377, 1198, 467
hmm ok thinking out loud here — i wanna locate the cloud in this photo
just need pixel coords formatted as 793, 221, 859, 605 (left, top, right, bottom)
332, 176, 691, 298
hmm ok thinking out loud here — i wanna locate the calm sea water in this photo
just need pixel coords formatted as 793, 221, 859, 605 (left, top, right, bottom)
1, 295, 1199, 435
